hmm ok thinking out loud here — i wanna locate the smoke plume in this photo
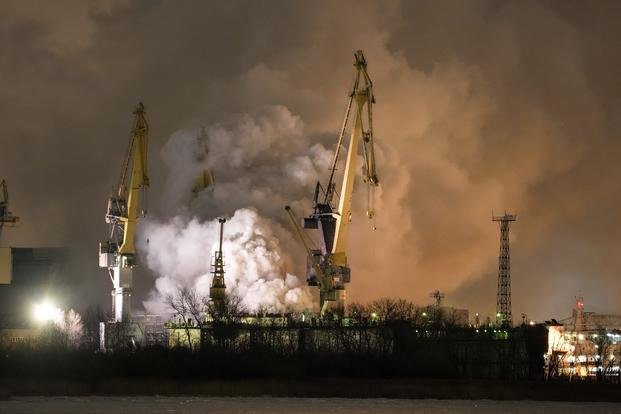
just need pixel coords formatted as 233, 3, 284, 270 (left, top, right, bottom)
140, 209, 315, 314
139, 106, 327, 314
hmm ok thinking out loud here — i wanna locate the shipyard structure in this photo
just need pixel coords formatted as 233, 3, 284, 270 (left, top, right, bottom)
0, 50, 619, 385
546, 297, 621, 380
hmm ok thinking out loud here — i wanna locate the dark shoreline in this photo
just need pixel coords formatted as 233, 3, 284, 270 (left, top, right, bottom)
1, 378, 620, 402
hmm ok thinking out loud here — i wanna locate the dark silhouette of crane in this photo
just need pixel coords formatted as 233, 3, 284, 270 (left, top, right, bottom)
0, 179, 19, 242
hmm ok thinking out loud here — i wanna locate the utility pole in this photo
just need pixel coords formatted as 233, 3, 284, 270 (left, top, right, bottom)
492, 212, 516, 328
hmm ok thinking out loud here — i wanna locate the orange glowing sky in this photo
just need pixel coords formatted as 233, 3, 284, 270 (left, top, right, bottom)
1, 1, 620, 321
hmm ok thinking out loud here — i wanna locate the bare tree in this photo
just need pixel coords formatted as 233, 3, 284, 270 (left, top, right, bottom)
33, 309, 84, 350
166, 287, 205, 351
347, 302, 371, 325
394, 299, 417, 321
55, 309, 85, 348
185, 288, 207, 325
593, 328, 619, 382
205, 294, 246, 324
204, 294, 246, 349
370, 298, 417, 322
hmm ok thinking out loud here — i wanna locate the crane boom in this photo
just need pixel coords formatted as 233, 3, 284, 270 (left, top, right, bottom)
99, 102, 150, 323
118, 103, 149, 255
332, 52, 377, 257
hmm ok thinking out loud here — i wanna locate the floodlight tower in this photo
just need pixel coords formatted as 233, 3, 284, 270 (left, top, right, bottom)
492, 212, 516, 328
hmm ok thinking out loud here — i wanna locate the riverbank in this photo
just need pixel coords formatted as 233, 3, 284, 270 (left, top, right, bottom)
1, 378, 620, 402
3, 396, 621, 414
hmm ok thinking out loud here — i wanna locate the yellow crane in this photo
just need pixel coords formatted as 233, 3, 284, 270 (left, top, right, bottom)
99, 102, 149, 323
288, 50, 379, 315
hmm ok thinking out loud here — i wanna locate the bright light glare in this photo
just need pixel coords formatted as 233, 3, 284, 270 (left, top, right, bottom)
32, 301, 61, 324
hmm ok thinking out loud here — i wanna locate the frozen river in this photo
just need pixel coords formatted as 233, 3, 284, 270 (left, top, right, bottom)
0, 397, 620, 414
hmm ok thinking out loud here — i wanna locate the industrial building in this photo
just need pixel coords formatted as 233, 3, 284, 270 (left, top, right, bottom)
1, 179, 71, 344
546, 297, 621, 380
0, 247, 68, 343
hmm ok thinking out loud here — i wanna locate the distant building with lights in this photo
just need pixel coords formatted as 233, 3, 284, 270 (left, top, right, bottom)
546, 297, 621, 380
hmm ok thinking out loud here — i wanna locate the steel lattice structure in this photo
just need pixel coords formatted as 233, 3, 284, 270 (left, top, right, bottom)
492, 213, 516, 328
209, 218, 227, 309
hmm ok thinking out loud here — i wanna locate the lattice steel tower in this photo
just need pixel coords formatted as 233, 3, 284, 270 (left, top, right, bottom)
492, 213, 516, 328
210, 218, 227, 309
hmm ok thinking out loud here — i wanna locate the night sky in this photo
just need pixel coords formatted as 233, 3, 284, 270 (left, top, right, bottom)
1, 1, 620, 321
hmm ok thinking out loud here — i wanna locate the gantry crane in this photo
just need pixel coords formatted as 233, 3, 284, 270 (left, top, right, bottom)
99, 102, 149, 323
286, 50, 379, 315
0, 179, 19, 242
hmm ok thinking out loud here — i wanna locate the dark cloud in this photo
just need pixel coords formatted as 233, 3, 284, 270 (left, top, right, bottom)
0, 0, 619, 321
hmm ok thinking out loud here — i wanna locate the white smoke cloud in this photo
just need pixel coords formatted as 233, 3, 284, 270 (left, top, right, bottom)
159, 126, 212, 213
140, 208, 314, 314
139, 106, 326, 315
193, 105, 334, 219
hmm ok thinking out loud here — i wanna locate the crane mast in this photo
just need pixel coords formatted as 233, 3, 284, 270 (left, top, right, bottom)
210, 217, 227, 311
296, 50, 379, 315
99, 102, 149, 323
